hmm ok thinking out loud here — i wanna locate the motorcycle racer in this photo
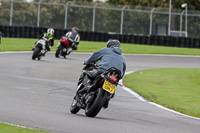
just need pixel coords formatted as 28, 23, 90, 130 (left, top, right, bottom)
64, 27, 80, 54
85, 39, 126, 78
32, 28, 55, 56
78, 39, 126, 108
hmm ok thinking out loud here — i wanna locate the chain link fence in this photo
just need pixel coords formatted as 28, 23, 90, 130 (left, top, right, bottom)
1, 0, 200, 38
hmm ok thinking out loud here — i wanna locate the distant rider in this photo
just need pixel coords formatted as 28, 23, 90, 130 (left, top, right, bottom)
32, 28, 55, 56
64, 27, 80, 54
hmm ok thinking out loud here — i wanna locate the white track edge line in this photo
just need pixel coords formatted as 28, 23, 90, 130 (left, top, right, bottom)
0, 121, 33, 129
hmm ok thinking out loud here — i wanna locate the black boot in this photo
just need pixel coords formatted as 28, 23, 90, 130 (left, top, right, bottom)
110, 92, 115, 98
66, 47, 72, 55
103, 100, 109, 109
43, 50, 48, 56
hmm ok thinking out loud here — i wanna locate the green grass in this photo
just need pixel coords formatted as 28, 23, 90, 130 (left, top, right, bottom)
1, 37, 200, 55
123, 68, 200, 118
0, 122, 50, 133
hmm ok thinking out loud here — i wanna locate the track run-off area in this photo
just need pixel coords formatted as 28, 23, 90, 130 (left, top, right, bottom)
0, 52, 200, 133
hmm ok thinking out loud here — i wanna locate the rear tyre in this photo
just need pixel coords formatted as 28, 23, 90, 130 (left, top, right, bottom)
85, 88, 107, 117
32, 47, 41, 60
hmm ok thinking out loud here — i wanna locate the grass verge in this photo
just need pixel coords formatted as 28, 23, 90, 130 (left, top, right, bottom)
0, 122, 50, 133
123, 68, 200, 118
1, 38, 200, 55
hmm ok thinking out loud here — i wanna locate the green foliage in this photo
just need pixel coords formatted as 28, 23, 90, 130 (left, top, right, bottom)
40, 4, 65, 28
107, 0, 200, 10
0, 2, 10, 25
13, 3, 38, 26
123, 68, 200, 118
67, 6, 93, 31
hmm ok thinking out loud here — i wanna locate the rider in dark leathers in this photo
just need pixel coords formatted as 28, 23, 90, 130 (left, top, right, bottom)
79, 39, 126, 108
64, 27, 80, 54
85, 39, 126, 78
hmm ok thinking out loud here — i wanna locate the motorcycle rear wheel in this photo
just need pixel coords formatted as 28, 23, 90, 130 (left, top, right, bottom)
85, 88, 107, 117
32, 47, 41, 60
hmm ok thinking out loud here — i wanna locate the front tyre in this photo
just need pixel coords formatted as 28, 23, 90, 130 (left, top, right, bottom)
70, 97, 80, 114
55, 45, 64, 58
32, 47, 41, 60
85, 88, 107, 117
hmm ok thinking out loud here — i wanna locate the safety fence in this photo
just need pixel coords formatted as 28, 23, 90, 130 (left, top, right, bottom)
0, 25, 200, 48
1, 0, 200, 38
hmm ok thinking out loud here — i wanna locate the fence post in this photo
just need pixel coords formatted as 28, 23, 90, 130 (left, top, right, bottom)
185, 4, 188, 37
149, 8, 155, 35
179, 10, 185, 36
120, 6, 126, 34
168, 0, 172, 35
92, 4, 98, 32
37, 0, 43, 27
64, 1, 71, 29
10, 0, 14, 26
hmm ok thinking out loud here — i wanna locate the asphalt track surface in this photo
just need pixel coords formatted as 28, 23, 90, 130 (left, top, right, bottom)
0, 52, 200, 133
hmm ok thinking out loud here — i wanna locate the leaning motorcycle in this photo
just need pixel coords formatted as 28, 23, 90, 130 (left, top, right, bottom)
70, 63, 121, 117
55, 36, 72, 58
32, 38, 48, 60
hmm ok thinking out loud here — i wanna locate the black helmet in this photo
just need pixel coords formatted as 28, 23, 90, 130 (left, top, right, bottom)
72, 27, 79, 32
107, 39, 120, 48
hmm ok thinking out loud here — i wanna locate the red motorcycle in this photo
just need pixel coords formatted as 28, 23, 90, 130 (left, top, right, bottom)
55, 36, 72, 58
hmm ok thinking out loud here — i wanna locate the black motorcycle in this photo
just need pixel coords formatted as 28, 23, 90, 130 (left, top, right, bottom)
32, 38, 48, 60
70, 63, 121, 117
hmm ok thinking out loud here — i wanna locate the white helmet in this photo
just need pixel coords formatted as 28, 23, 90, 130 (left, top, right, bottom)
47, 28, 54, 35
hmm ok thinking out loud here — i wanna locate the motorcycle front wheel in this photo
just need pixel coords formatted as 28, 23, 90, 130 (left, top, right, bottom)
70, 96, 81, 114
32, 47, 41, 60
85, 88, 107, 117
55, 45, 64, 58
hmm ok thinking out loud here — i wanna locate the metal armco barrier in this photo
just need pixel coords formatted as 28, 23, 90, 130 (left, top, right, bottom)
0, 25, 200, 49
